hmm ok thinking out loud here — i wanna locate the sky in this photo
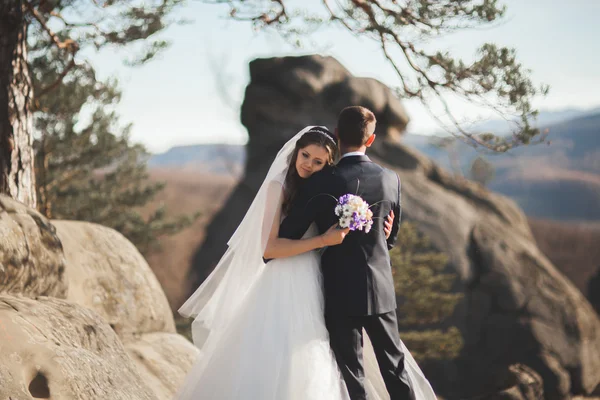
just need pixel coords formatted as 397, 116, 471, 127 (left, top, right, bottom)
86, 0, 600, 153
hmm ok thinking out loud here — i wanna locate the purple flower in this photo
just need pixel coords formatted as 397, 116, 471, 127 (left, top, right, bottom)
334, 194, 373, 232
338, 194, 352, 205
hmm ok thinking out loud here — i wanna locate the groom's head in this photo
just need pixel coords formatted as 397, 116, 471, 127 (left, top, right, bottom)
335, 106, 377, 152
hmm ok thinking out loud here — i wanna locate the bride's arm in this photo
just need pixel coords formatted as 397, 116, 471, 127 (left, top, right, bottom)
263, 187, 349, 260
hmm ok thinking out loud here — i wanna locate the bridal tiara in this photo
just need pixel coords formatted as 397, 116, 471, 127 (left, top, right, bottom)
307, 127, 337, 145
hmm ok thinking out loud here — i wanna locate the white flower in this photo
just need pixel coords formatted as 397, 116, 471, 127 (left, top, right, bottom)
335, 193, 373, 232
340, 217, 351, 228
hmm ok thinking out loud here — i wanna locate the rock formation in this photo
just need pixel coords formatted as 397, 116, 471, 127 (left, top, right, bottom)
0, 195, 66, 298
468, 364, 544, 400
53, 221, 176, 337
0, 295, 158, 400
0, 195, 197, 399
189, 55, 600, 399
589, 267, 600, 315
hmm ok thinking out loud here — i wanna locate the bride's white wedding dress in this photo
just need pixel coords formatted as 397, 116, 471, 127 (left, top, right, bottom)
174, 127, 436, 400
175, 224, 352, 399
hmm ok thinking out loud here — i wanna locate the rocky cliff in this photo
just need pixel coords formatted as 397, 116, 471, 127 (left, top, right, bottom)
0, 195, 197, 399
189, 55, 600, 399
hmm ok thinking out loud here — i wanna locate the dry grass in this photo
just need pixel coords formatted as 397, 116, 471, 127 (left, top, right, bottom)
528, 218, 600, 299
141, 168, 238, 311
502, 166, 600, 186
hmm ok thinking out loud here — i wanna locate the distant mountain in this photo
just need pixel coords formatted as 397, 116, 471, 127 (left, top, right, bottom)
408, 107, 600, 139
406, 110, 600, 173
409, 112, 600, 221
470, 107, 600, 136
149, 144, 246, 175
148, 109, 600, 221
149, 108, 599, 174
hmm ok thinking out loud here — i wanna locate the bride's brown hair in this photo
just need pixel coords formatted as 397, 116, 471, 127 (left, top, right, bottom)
283, 128, 338, 214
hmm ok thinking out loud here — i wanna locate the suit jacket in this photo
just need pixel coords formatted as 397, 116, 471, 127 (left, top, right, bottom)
278, 154, 402, 316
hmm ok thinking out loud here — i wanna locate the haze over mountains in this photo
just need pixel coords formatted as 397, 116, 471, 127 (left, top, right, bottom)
149, 143, 246, 175
149, 108, 600, 221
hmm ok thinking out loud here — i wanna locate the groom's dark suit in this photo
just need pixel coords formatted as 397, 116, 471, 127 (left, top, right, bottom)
279, 154, 412, 400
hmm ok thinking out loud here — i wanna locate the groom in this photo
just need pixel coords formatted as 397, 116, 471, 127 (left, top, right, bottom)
279, 106, 411, 400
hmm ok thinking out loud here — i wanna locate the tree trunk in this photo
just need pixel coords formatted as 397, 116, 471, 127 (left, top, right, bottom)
0, 2, 36, 208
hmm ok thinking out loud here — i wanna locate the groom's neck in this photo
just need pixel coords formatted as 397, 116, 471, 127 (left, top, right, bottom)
340, 145, 367, 155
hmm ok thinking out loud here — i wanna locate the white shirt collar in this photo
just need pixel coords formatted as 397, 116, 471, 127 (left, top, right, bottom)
341, 151, 365, 159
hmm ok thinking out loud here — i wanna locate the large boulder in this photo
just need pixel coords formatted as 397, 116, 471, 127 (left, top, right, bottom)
188, 55, 600, 398
125, 332, 198, 400
51, 220, 198, 399
52, 220, 176, 338
0, 197, 198, 400
589, 267, 600, 315
462, 222, 599, 398
464, 364, 544, 400
0, 295, 157, 400
0, 195, 66, 298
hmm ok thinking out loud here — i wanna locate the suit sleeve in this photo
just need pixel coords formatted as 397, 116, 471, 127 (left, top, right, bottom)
387, 173, 402, 250
278, 173, 324, 240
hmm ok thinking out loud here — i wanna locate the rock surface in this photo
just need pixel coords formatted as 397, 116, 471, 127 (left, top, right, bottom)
53, 220, 176, 338
0, 195, 66, 298
465, 364, 544, 400
0, 197, 199, 400
125, 332, 198, 400
0, 295, 158, 400
589, 267, 600, 315
189, 55, 600, 399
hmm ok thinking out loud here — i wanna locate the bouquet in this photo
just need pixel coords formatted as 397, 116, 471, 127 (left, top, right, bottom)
334, 194, 373, 233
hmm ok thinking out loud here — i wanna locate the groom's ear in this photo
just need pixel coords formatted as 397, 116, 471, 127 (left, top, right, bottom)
334, 127, 339, 139
365, 133, 376, 147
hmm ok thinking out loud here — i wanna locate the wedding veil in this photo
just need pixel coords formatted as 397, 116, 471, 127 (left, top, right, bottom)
178, 126, 317, 347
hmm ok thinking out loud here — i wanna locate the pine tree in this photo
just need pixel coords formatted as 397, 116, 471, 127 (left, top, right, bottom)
31, 40, 198, 255
391, 222, 463, 362
0, 2, 36, 207
1, 0, 183, 205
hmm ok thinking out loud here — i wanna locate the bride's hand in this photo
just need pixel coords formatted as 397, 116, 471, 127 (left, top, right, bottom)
321, 224, 350, 247
384, 210, 394, 239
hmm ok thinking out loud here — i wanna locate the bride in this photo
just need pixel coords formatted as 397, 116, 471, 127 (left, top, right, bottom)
174, 126, 436, 400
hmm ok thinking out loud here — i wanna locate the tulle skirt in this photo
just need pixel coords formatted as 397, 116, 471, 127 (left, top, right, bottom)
174, 249, 350, 400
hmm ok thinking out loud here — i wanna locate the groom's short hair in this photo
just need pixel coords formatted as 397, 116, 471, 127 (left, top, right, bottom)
337, 106, 376, 147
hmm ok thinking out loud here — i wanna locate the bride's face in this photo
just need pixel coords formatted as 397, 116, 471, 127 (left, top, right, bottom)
295, 144, 329, 178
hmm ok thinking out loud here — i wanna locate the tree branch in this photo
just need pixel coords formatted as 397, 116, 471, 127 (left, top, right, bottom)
203, 0, 550, 151
25, 1, 79, 98
25, 2, 78, 51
